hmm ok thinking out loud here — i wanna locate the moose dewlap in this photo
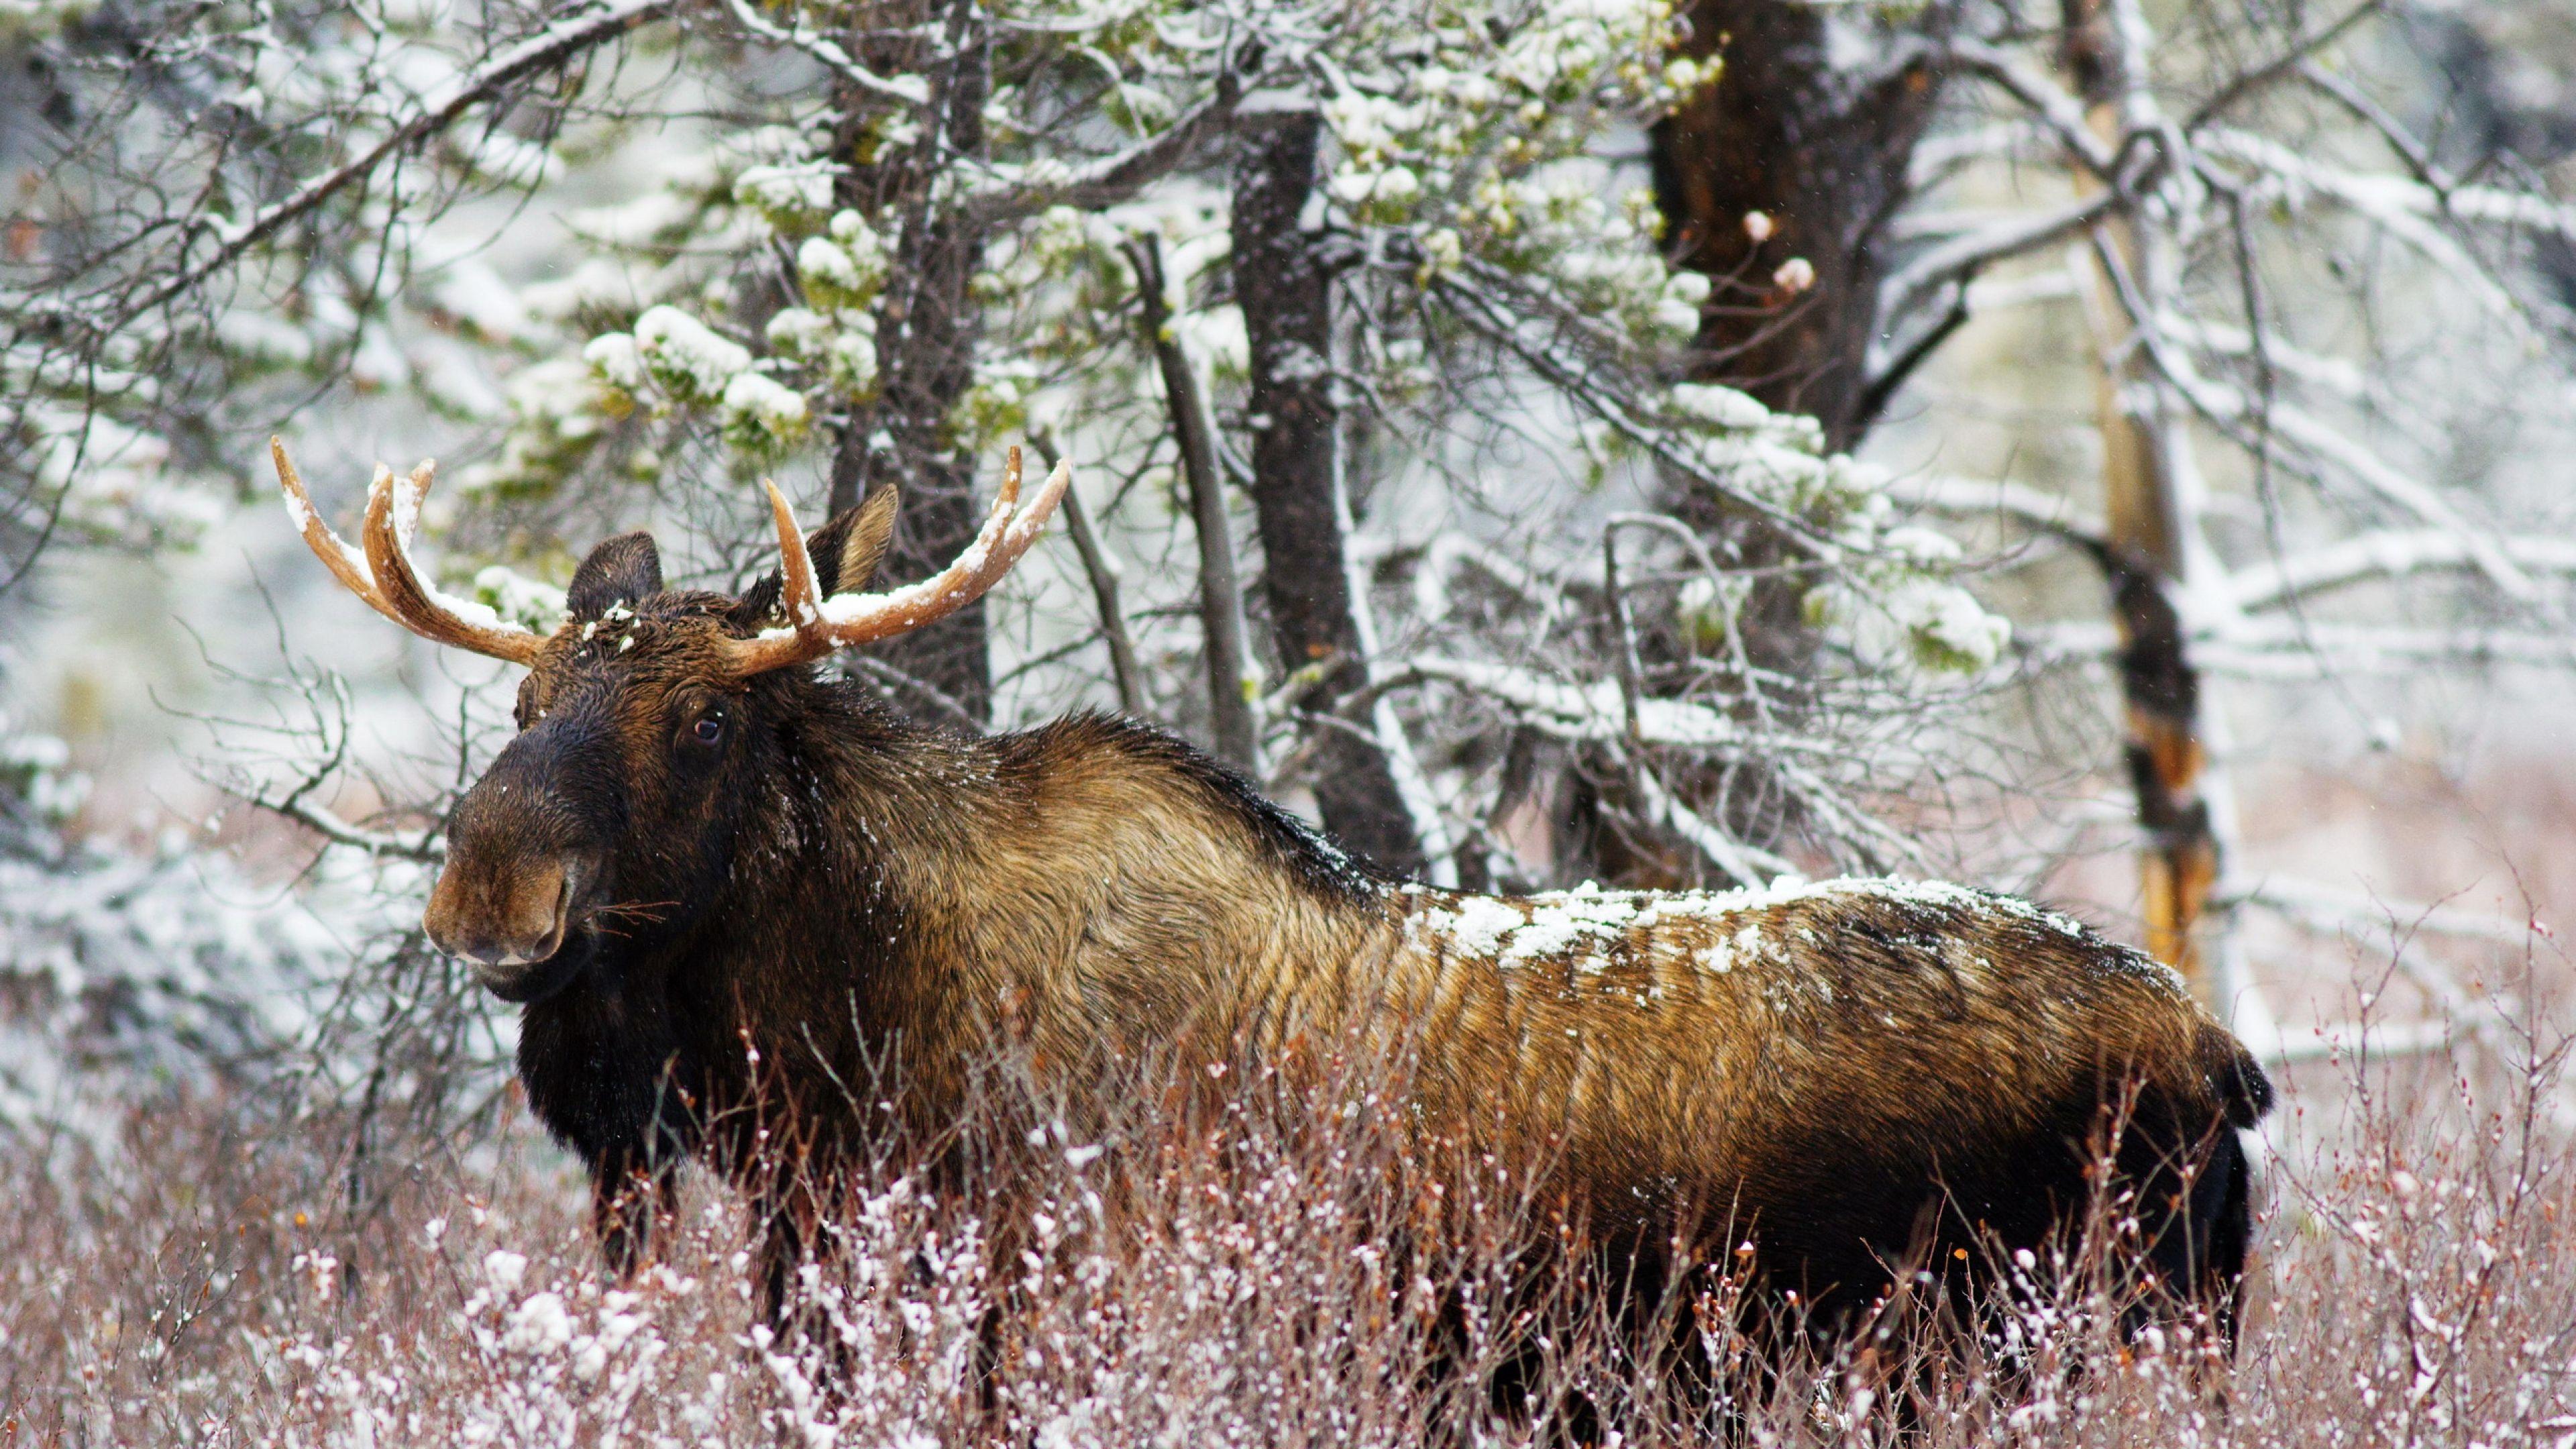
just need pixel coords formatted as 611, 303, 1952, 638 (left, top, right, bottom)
270, 437, 2271, 1353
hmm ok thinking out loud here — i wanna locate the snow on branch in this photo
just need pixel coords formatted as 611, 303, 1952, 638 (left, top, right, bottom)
1625, 763, 1794, 888
2195, 127, 2561, 323
121, 0, 680, 329
241, 785, 447, 863
1421, 266, 1832, 549
1877, 191, 2124, 326
1946, 38, 2121, 178
2022, 619, 2576, 676
959, 76, 1248, 226
1881, 473, 2106, 544
2199, 127, 2576, 243
720, 0, 932, 107
2222, 875, 2534, 946
2231, 530, 2576, 611
2108, 298, 2544, 604
1391, 655, 1853, 760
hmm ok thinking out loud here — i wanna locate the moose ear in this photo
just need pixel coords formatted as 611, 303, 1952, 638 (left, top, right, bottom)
729, 486, 902, 632
566, 531, 663, 619
807, 484, 901, 598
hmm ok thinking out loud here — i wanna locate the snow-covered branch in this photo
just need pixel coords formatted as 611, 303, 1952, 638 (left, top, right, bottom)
720, 0, 932, 107
2222, 875, 2534, 945
121, 0, 680, 329
2232, 531, 2576, 611
2198, 127, 2576, 244
959, 78, 1246, 225
2022, 619, 2576, 676
1877, 191, 2124, 326
1391, 655, 1858, 759
2169, 376, 2542, 604
242, 786, 447, 863
1882, 473, 2106, 544
1947, 38, 2120, 177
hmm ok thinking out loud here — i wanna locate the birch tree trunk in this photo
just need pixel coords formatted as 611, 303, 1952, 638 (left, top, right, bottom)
2060, 0, 2236, 1007
1232, 102, 1429, 875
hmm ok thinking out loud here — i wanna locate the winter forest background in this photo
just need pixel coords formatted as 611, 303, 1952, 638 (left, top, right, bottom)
5, 0, 2576, 1441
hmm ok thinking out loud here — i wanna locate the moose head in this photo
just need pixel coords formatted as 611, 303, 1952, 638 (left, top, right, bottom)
271, 439, 1069, 1005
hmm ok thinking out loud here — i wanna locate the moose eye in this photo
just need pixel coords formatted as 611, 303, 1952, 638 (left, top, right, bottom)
692, 712, 726, 747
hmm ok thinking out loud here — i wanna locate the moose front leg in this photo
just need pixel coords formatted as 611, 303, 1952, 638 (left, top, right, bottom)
590, 1146, 681, 1280
747, 1170, 861, 1391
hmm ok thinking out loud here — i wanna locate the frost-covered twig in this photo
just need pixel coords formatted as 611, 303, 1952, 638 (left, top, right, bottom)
2231, 531, 2576, 611
961, 74, 1248, 225
120, 0, 680, 330
719, 0, 932, 107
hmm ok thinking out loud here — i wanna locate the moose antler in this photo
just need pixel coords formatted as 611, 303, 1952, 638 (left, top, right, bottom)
718, 445, 1073, 677
272, 437, 545, 665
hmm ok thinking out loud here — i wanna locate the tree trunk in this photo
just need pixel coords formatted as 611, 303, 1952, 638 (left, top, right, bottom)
1546, 2, 1948, 888
1232, 104, 1426, 875
1127, 234, 1259, 773
1650, 0, 1946, 448
824, 0, 996, 726
2060, 0, 2226, 1002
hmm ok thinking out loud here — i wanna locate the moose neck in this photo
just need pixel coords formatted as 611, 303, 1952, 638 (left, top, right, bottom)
641, 678, 1408, 1102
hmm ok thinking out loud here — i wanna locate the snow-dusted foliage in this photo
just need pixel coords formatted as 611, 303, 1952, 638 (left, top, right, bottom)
0, 716, 399, 1149
13, 1014, 2576, 1446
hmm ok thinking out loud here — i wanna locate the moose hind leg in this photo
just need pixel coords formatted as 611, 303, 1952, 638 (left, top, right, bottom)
2116, 1104, 2257, 1363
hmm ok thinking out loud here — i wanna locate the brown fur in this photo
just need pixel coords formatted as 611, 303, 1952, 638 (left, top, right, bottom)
412, 521, 2271, 1350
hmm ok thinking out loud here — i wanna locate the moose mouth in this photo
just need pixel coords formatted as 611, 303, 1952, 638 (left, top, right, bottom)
443, 862, 606, 1006
480, 865, 607, 1005
480, 924, 598, 1006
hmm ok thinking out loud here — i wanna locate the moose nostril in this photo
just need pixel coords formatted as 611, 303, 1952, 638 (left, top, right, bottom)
423, 853, 582, 973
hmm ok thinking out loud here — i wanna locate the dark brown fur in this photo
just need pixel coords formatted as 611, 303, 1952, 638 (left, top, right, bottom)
424, 521, 2273, 1351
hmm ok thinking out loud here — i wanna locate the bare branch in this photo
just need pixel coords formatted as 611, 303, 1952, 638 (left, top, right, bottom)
1034, 435, 1150, 719
1126, 233, 1258, 770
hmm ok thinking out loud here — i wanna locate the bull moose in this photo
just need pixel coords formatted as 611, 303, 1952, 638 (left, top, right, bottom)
272, 437, 2271, 1354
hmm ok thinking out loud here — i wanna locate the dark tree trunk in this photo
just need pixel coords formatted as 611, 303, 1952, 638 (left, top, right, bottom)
1650, 0, 1946, 449
824, 0, 996, 726
1515, 3, 1951, 890
1231, 105, 1426, 877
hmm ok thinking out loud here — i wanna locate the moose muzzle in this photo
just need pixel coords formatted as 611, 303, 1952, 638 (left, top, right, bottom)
423, 853, 587, 996
424, 731, 610, 1002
